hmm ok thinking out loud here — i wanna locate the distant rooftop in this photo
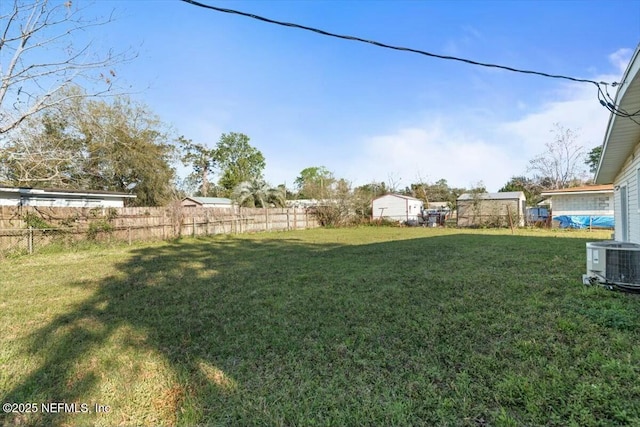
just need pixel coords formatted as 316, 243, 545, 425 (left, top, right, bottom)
373, 193, 423, 202
0, 186, 136, 198
540, 184, 614, 195
184, 197, 233, 204
457, 191, 524, 201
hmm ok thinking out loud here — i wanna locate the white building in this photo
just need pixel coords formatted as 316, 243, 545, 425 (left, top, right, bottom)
540, 185, 614, 228
181, 197, 234, 208
0, 187, 136, 208
595, 43, 640, 242
371, 194, 424, 222
285, 199, 321, 208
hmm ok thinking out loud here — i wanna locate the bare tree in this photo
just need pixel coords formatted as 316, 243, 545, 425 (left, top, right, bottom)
527, 124, 587, 190
0, 0, 133, 134
0, 113, 80, 186
386, 172, 401, 193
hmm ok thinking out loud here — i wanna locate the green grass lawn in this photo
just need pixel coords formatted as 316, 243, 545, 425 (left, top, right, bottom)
1, 227, 640, 426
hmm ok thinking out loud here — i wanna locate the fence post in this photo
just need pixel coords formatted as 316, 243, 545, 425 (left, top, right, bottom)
506, 205, 514, 235
192, 217, 196, 237
128, 227, 132, 245
287, 209, 290, 231
28, 226, 34, 254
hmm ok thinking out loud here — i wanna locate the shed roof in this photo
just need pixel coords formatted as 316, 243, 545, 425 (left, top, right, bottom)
457, 191, 525, 201
595, 43, 640, 184
372, 193, 423, 202
183, 197, 233, 205
184, 197, 233, 205
540, 184, 614, 196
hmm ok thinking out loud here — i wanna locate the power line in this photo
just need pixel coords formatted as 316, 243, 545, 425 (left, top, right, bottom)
180, 0, 638, 121
598, 84, 640, 125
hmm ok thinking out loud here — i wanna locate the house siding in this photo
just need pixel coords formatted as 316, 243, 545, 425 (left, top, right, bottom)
613, 142, 640, 242
0, 193, 127, 208
28, 198, 124, 208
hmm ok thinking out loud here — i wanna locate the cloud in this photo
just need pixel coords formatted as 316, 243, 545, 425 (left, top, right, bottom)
345, 51, 632, 192
499, 63, 628, 170
442, 26, 484, 57
499, 84, 609, 158
346, 121, 514, 191
609, 48, 633, 74
260, 49, 635, 194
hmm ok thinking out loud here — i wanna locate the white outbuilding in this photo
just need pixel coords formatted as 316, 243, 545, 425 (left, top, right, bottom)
371, 194, 424, 222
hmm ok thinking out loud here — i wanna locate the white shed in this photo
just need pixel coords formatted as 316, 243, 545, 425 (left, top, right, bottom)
371, 194, 424, 222
0, 187, 136, 208
595, 43, 640, 242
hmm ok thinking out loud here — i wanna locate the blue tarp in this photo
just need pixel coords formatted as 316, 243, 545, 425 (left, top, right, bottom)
554, 215, 614, 229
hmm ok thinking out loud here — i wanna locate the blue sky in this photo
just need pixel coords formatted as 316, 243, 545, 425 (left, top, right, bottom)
86, 0, 640, 192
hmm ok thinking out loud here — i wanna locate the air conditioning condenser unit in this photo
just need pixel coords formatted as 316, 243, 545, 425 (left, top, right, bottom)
584, 241, 640, 291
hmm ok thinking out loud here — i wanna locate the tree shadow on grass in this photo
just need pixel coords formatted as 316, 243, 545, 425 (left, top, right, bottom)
3, 232, 637, 426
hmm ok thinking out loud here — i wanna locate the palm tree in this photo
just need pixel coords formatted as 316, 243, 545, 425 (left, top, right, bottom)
233, 180, 286, 208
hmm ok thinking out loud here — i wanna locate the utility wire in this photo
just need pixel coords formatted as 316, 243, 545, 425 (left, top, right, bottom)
180, 0, 638, 121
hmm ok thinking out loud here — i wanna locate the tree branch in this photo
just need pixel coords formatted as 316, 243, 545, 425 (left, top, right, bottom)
0, 0, 136, 134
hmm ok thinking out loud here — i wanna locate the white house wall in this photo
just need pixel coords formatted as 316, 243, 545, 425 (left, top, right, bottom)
24, 197, 124, 208
0, 196, 124, 208
550, 194, 614, 217
614, 142, 640, 242
203, 203, 233, 209
0, 193, 20, 206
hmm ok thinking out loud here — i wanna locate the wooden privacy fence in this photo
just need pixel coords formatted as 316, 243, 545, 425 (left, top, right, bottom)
0, 205, 319, 255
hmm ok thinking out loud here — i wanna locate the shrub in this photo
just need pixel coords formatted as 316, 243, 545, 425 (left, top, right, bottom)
87, 220, 114, 240
23, 212, 52, 229
106, 207, 118, 221
369, 217, 402, 227
310, 205, 350, 227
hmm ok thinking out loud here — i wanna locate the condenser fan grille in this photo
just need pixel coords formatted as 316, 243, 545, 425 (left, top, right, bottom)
606, 248, 640, 284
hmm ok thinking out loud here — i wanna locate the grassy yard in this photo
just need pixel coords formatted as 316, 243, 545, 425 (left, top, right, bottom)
1, 227, 639, 426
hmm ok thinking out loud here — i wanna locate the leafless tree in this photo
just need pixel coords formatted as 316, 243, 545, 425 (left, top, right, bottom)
0, 0, 134, 135
386, 172, 401, 193
527, 124, 587, 190
0, 116, 78, 186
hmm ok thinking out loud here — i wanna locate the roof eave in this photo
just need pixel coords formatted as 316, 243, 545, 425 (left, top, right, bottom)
540, 190, 613, 196
595, 43, 640, 184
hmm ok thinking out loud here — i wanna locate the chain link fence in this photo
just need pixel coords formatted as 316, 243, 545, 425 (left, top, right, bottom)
0, 228, 76, 257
